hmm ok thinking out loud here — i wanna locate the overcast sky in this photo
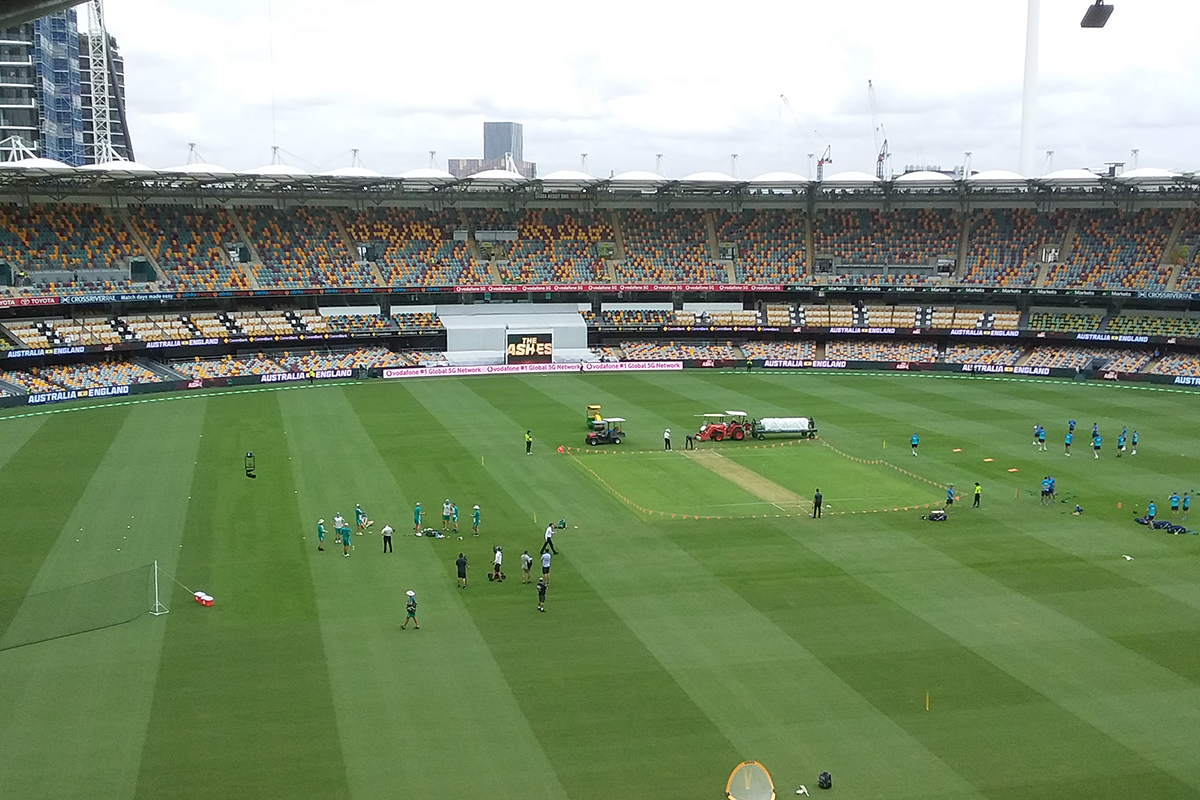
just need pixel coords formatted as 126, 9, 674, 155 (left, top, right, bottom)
98, 0, 1200, 177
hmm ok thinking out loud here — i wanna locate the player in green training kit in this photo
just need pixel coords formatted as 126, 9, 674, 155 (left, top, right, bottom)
472, 504, 480, 536
413, 502, 421, 533
355, 503, 371, 535
451, 503, 459, 533
341, 525, 352, 556
316, 518, 326, 551
401, 590, 419, 629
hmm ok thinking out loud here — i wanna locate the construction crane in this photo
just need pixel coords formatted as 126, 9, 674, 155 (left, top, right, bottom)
868, 80, 890, 181
780, 94, 832, 180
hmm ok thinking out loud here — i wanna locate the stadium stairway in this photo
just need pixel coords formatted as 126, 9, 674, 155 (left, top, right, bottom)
225, 209, 263, 289
704, 211, 719, 259
136, 357, 186, 382
117, 208, 167, 284
0, 377, 26, 395
330, 211, 380, 287
608, 210, 627, 260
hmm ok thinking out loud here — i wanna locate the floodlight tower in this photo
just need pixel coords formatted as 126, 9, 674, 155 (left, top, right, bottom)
86, 0, 117, 164
1020, 2, 1114, 176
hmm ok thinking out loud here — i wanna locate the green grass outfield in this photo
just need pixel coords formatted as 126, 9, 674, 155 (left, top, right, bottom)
1, 370, 1200, 800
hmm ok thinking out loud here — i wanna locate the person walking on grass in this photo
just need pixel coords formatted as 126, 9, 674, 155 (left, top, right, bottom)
456, 553, 468, 588
342, 524, 352, 557
521, 550, 533, 583
1093, 433, 1102, 459
541, 523, 558, 555
1131, 429, 1138, 455
537, 577, 547, 612
664, 427, 671, 451
1170, 492, 1181, 517
1037, 426, 1047, 451
452, 503, 459, 534
541, 550, 552, 584
401, 590, 419, 629
472, 504, 481, 536
1147, 501, 1157, 523
317, 518, 326, 552
973, 482, 981, 508
413, 502, 422, 533
1183, 492, 1190, 521
813, 488, 823, 518
1065, 431, 1073, 456
911, 433, 919, 456
525, 430, 533, 455
945, 485, 955, 511
381, 523, 393, 553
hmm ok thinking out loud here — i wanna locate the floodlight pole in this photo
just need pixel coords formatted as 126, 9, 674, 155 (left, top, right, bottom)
1019, 0, 1040, 176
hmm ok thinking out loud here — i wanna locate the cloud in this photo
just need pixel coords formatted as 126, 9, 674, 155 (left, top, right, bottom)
104, 0, 1200, 177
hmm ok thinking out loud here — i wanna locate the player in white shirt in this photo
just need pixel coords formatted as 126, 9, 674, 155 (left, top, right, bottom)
541, 522, 558, 555
442, 500, 453, 530
381, 524, 393, 553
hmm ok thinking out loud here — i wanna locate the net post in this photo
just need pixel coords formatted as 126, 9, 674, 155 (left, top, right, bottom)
150, 560, 169, 616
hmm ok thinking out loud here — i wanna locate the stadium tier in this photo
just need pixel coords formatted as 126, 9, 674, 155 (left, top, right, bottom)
240, 207, 375, 288
619, 341, 740, 360
500, 209, 610, 284
0, 202, 1197, 292
127, 206, 249, 290
0, 203, 137, 292
813, 208, 958, 285
962, 208, 1068, 286
341, 208, 480, 286
716, 210, 805, 283
0, 310, 443, 347
1045, 209, 1173, 290
825, 339, 940, 361
616, 209, 725, 284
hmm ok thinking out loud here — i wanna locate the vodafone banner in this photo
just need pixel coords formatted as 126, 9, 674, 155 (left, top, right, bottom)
381, 361, 682, 380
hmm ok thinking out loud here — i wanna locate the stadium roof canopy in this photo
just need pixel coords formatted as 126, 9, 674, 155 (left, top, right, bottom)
0, 157, 1197, 209
321, 166, 382, 178
540, 170, 599, 184
680, 171, 738, 183
894, 170, 954, 184
749, 171, 809, 185
968, 169, 1026, 184
823, 171, 881, 184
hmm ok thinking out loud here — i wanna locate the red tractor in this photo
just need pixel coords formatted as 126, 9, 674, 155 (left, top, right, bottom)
695, 411, 751, 442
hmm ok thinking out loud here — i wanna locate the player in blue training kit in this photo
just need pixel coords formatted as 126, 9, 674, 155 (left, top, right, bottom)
1037, 426, 1047, 451
1183, 493, 1191, 520
1064, 431, 1073, 456
1131, 430, 1138, 455
1092, 422, 1099, 439
1092, 434, 1102, 459
1040, 476, 1052, 504
911, 434, 919, 456
945, 485, 955, 509
1117, 432, 1126, 457
1068, 419, 1076, 434
1048, 476, 1056, 501
1147, 501, 1157, 522
1170, 492, 1181, 516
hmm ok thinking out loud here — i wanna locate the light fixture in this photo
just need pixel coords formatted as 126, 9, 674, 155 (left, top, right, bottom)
1081, 1, 1113, 28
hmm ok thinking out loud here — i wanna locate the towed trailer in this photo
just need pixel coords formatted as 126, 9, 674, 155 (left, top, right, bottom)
751, 417, 818, 440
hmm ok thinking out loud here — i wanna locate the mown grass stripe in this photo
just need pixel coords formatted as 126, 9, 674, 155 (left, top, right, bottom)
134, 393, 350, 800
